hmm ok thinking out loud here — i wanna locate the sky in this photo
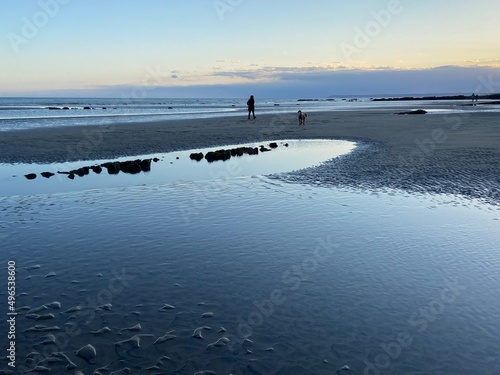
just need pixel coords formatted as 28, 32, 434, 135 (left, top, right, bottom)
1, 0, 499, 98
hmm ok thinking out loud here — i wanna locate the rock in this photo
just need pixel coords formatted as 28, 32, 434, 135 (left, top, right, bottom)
91, 165, 102, 174
75, 344, 96, 363
25, 173, 37, 180
190, 152, 204, 161
72, 167, 89, 177
153, 157, 160, 162
230, 148, 244, 157
397, 109, 427, 115
205, 149, 231, 162
102, 162, 120, 174
119, 161, 142, 174
41, 172, 55, 178
140, 159, 152, 172
247, 147, 259, 155
90, 327, 111, 335
269, 142, 278, 148
68, 173, 75, 180
83, 107, 91, 110
159, 304, 175, 311
62, 107, 69, 110
259, 146, 271, 152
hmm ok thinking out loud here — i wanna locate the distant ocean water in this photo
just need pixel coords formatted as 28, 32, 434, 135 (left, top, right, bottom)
2, 97, 498, 131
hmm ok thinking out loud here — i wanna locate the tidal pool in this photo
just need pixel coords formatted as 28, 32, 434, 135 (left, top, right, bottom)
0, 139, 355, 196
0, 139, 499, 375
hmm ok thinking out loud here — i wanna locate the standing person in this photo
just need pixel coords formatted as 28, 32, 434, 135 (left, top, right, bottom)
247, 95, 256, 119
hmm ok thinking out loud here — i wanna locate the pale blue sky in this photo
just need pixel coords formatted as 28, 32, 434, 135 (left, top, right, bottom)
1, 0, 499, 97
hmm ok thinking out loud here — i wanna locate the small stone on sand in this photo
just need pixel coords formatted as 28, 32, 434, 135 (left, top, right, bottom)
90, 327, 111, 335
159, 303, 175, 311
75, 344, 97, 363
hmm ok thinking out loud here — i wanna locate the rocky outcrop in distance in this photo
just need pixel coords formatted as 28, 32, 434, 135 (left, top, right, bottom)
373, 93, 500, 102
396, 109, 427, 115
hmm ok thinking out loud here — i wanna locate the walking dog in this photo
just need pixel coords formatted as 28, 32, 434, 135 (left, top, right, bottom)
298, 110, 308, 125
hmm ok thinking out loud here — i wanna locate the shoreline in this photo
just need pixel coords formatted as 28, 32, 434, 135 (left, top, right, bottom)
1, 108, 499, 203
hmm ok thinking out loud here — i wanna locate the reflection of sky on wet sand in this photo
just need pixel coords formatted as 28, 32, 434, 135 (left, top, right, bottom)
1, 175, 499, 374
0, 139, 355, 196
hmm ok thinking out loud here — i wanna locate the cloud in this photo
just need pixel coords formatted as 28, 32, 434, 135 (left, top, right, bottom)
6, 65, 500, 99
464, 58, 500, 66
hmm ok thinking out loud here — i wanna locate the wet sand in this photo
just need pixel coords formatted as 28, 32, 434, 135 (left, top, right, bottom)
1, 108, 499, 202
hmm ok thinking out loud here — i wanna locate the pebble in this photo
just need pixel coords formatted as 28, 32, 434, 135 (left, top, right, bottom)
27, 305, 48, 314
63, 306, 82, 314
192, 326, 212, 339
207, 337, 230, 348
97, 303, 112, 311
75, 344, 97, 363
45, 301, 61, 309
24, 325, 60, 332
36, 313, 55, 321
90, 327, 111, 335
159, 303, 175, 311
41, 334, 56, 345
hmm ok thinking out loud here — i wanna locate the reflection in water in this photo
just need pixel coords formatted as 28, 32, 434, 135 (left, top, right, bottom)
1, 142, 499, 374
0, 139, 355, 196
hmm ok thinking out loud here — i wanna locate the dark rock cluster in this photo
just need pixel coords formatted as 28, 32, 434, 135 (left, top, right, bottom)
396, 109, 427, 115
24, 141, 287, 180
25, 158, 157, 180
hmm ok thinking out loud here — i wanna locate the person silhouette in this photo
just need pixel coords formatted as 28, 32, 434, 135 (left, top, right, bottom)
247, 95, 256, 119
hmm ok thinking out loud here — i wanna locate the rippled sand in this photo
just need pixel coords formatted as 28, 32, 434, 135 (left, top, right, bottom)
1, 178, 500, 374
0, 108, 499, 202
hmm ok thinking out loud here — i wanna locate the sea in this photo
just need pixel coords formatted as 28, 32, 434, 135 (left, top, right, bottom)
0, 97, 499, 374
1, 96, 500, 131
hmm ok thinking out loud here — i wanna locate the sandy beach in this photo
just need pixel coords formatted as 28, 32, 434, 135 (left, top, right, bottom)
2, 107, 500, 374
1, 107, 499, 203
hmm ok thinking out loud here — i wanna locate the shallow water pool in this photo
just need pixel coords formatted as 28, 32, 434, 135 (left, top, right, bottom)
0, 141, 499, 375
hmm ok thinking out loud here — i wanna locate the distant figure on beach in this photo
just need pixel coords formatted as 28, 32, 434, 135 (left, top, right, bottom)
472, 93, 478, 103
247, 95, 256, 119
298, 110, 308, 125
